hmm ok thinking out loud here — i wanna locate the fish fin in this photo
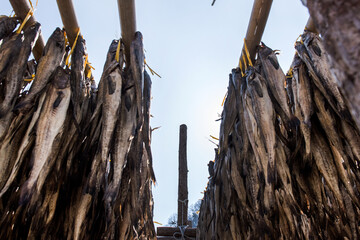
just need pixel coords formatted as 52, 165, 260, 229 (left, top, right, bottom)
106, 76, 116, 95
53, 91, 65, 108
267, 161, 276, 184
287, 116, 300, 129
13, 100, 33, 115
0, 105, 6, 118
268, 55, 280, 70
124, 95, 132, 111
311, 43, 322, 57
251, 80, 263, 98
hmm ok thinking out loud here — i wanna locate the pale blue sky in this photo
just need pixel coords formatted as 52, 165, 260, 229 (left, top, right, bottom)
2, 0, 309, 226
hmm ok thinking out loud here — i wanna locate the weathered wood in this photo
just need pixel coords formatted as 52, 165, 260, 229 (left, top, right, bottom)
9, 0, 45, 62
239, 0, 273, 67
56, 0, 93, 80
56, 0, 79, 46
306, 0, 360, 129
117, 0, 136, 64
305, 17, 318, 34
177, 124, 188, 227
157, 227, 196, 237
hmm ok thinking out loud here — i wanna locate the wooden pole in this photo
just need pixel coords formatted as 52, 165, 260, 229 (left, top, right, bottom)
56, 0, 79, 46
305, 17, 318, 34
157, 227, 196, 237
177, 124, 188, 226
239, 0, 273, 67
9, 0, 45, 62
117, 0, 137, 64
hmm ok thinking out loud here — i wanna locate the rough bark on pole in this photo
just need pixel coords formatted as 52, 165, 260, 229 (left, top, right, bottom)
117, 0, 136, 64
177, 124, 188, 226
9, 0, 45, 62
239, 0, 273, 67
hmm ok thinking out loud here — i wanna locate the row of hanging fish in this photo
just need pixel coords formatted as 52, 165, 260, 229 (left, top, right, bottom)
198, 30, 360, 239
0, 15, 156, 239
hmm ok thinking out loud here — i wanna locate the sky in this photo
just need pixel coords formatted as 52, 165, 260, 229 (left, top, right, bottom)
3, 0, 309, 226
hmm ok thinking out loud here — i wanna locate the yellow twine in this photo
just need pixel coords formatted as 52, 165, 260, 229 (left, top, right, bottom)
243, 38, 253, 67
221, 91, 228, 107
63, 30, 70, 48
65, 28, 81, 67
115, 40, 121, 63
239, 61, 245, 77
154, 221, 163, 225
144, 59, 161, 78
210, 135, 219, 141
16, 8, 33, 34
242, 52, 248, 71
24, 74, 35, 82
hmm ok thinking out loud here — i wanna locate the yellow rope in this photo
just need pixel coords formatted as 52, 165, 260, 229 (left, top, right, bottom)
242, 51, 248, 71
16, 8, 33, 34
210, 135, 219, 141
239, 60, 245, 77
221, 91, 228, 107
24, 74, 35, 82
63, 30, 70, 48
115, 40, 121, 63
144, 59, 161, 78
243, 38, 253, 67
65, 28, 81, 67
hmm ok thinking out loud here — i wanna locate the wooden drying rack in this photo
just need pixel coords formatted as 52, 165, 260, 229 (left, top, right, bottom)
8, 0, 136, 74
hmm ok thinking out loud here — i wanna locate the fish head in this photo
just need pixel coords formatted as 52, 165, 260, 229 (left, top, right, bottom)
257, 42, 274, 59
76, 34, 87, 56
43, 27, 65, 55
106, 39, 120, 62
52, 66, 70, 89
23, 22, 41, 47
245, 67, 256, 84
134, 31, 143, 42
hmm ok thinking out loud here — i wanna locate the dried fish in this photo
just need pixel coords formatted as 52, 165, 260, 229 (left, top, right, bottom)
0, 23, 40, 117
258, 42, 299, 129
20, 66, 70, 203
14, 27, 65, 113
130, 31, 144, 127
0, 15, 19, 40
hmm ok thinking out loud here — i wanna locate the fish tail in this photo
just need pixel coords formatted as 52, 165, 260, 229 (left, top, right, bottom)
340, 109, 354, 124
267, 161, 276, 184
19, 180, 34, 205
0, 104, 8, 118
13, 100, 32, 114
288, 115, 300, 129
103, 183, 118, 207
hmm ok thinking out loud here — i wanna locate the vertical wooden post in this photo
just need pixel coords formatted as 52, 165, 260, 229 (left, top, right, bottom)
177, 124, 188, 226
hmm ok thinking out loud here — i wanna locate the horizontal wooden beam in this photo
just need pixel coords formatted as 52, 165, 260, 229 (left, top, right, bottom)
117, 0, 137, 64
239, 0, 273, 68
157, 227, 196, 237
9, 0, 45, 62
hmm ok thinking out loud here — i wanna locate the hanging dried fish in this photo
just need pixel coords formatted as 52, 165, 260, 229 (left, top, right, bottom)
14, 27, 65, 113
